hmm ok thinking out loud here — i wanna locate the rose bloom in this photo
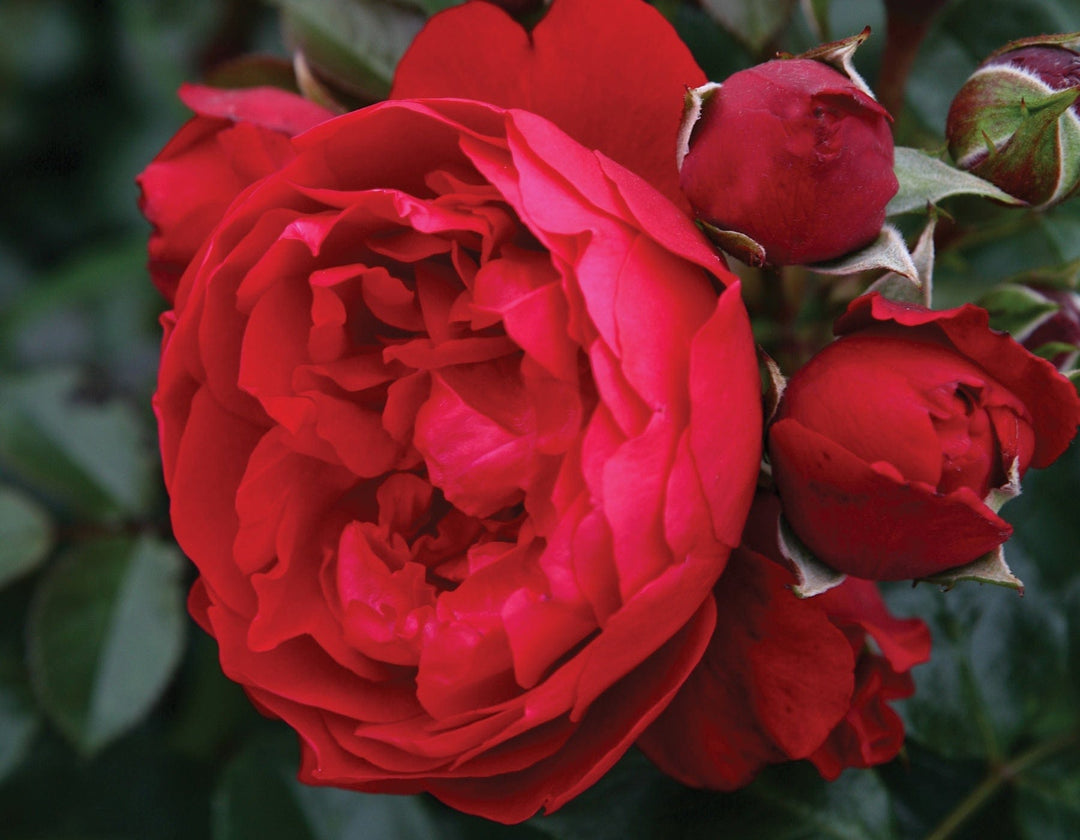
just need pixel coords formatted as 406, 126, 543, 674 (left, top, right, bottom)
638, 493, 931, 788
137, 84, 333, 303
149, 0, 762, 821
769, 293, 1080, 581
679, 58, 898, 266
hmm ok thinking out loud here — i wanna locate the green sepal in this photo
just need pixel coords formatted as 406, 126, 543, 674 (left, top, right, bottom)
979, 283, 1062, 340
776, 515, 847, 598
969, 85, 1080, 208
917, 545, 1025, 593
698, 220, 767, 267
868, 212, 937, 306
809, 224, 919, 287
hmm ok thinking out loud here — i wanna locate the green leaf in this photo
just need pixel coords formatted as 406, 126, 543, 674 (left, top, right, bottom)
0, 646, 39, 783
272, 0, 426, 101
699, 0, 797, 55
1014, 747, 1080, 840
294, 784, 446, 840
979, 283, 1061, 339
967, 563, 1070, 749
732, 765, 897, 840
0, 720, 216, 839
0, 483, 54, 589
888, 147, 1023, 216
667, 3, 752, 81
395, 0, 465, 14
884, 582, 1009, 761
528, 749, 895, 840
1006, 441, 1080, 589
1065, 579, 1080, 708
802, 0, 831, 41
27, 535, 186, 755
1038, 200, 1080, 263
886, 540, 1074, 761
0, 368, 157, 520
213, 732, 447, 840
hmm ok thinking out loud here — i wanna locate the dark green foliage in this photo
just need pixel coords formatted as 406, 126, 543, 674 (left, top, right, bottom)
1, 1, 1078, 837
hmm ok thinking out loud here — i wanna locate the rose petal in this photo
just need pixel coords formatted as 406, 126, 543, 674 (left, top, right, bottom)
836, 293, 1080, 468
391, 0, 704, 207
770, 418, 1013, 579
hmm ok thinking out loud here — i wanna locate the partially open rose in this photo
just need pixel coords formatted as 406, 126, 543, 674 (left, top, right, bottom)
153, 97, 761, 823
136, 84, 333, 303
769, 293, 1080, 580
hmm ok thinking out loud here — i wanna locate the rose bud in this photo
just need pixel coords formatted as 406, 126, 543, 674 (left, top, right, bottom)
1019, 286, 1080, 369
678, 58, 898, 266
946, 37, 1080, 208
980, 281, 1080, 370
137, 84, 334, 304
768, 293, 1080, 581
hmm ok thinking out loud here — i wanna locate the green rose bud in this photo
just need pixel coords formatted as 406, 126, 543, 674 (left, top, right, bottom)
946, 33, 1080, 209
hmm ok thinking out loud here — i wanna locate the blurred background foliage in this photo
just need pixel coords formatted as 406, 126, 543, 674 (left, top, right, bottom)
0, 1, 1078, 838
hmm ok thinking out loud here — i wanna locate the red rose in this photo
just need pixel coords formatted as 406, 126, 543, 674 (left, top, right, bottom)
808, 577, 931, 779
391, 0, 704, 212
136, 84, 333, 303
679, 59, 898, 266
769, 293, 1080, 581
153, 97, 761, 823
637, 493, 929, 788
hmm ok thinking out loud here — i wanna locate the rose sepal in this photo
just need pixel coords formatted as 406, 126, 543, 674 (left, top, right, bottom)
984, 31, 1080, 61
807, 224, 919, 288
760, 349, 787, 426
916, 545, 1024, 593
698, 221, 767, 267
777, 515, 848, 598
865, 213, 937, 306
960, 85, 1080, 209
676, 82, 722, 171
790, 26, 876, 99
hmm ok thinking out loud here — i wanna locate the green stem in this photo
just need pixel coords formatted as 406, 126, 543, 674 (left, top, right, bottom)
924, 729, 1080, 840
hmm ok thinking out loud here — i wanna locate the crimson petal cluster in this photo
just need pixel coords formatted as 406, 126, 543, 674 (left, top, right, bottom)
154, 97, 761, 822
770, 294, 1080, 580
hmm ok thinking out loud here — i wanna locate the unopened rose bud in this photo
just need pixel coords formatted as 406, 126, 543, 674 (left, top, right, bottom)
946, 38, 1080, 209
768, 293, 1080, 581
678, 58, 898, 266
1018, 286, 1080, 368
